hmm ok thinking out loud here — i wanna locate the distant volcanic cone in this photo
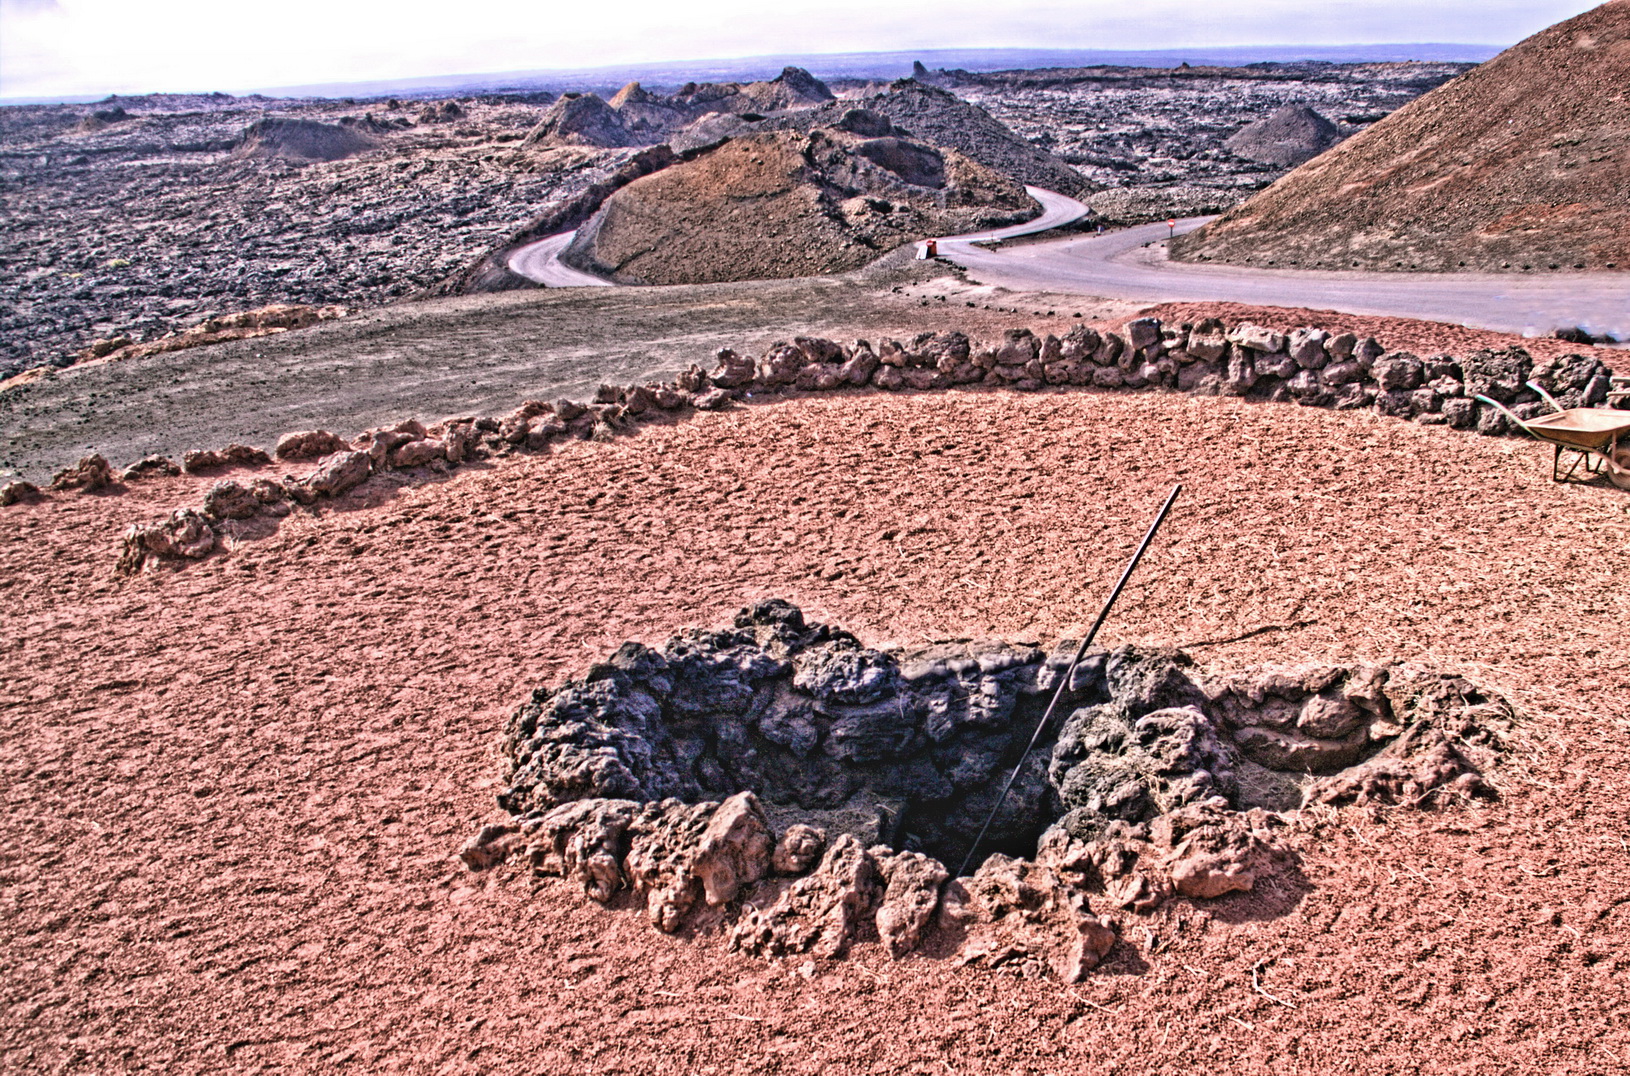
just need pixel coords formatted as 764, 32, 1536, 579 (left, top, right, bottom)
1171, 1, 1630, 273
560, 127, 1037, 285
1223, 104, 1342, 167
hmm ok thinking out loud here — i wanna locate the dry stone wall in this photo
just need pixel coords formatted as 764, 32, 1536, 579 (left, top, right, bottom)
6, 314, 1619, 572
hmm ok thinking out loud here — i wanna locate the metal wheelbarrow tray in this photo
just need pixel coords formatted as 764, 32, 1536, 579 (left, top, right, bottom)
1477, 392, 1630, 487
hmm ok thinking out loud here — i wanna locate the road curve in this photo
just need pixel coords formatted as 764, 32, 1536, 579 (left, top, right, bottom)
944, 213, 1630, 340
506, 232, 614, 288
918, 185, 1093, 252
507, 185, 1089, 289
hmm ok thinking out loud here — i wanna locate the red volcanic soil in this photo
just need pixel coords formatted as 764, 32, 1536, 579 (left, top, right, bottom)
3, 387, 1629, 1073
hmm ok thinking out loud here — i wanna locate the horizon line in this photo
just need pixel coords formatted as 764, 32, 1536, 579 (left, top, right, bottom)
0, 41, 1502, 107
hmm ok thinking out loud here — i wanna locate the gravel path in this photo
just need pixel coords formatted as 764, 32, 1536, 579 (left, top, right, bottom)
506, 232, 615, 287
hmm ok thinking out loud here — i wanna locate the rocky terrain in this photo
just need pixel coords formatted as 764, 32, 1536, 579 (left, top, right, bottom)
13, 309, 1617, 564
0, 91, 598, 380
1172, 1, 1630, 272
741, 81, 1096, 198
1, 61, 1466, 378
525, 67, 839, 148
942, 60, 1472, 223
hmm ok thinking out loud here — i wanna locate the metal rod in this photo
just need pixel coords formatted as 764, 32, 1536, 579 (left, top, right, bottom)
955, 483, 1183, 879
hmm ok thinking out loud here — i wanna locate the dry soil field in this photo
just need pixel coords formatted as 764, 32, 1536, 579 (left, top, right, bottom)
3, 359, 1628, 1073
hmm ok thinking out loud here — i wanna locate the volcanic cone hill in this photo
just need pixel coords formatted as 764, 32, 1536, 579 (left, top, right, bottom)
560, 127, 1035, 284
524, 93, 636, 148
525, 67, 836, 149
844, 81, 1094, 198
716, 80, 1094, 198
1224, 104, 1342, 167
1171, 1, 1630, 272
233, 117, 375, 162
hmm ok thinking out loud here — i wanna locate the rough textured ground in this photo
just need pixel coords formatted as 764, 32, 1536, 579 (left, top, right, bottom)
4, 61, 1463, 377
0, 267, 1137, 484
1172, 2, 1630, 272
3, 387, 1627, 1074
1127, 301, 1628, 362
528, 68, 838, 149
0, 91, 598, 379
955, 61, 1468, 211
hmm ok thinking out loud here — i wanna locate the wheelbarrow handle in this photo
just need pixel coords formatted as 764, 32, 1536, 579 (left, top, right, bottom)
1525, 380, 1564, 413
1473, 395, 1538, 438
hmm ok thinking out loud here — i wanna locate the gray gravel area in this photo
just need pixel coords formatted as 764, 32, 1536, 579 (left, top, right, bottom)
0, 262, 1139, 482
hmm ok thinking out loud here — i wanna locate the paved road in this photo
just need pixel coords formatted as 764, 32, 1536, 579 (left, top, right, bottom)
917, 186, 1092, 252
505, 186, 1629, 339
944, 208, 1630, 340
506, 232, 613, 287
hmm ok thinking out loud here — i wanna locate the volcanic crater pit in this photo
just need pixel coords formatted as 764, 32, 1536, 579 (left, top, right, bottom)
461, 600, 1511, 979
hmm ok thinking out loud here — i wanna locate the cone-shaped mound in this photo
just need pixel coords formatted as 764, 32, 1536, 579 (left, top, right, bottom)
531, 68, 834, 149
1172, 1, 1630, 272
233, 118, 375, 162
666, 81, 1093, 198
524, 93, 634, 148
1224, 104, 1342, 167
561, 128, 1036, 285
822, 80, 1093, 198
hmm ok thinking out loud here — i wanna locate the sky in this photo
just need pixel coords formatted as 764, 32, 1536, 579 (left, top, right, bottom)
0, 0, 1604, 100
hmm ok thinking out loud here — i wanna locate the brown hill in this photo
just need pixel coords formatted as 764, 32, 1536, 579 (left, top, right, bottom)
1171, 1, 1630, 272
560, 128, 1035, 284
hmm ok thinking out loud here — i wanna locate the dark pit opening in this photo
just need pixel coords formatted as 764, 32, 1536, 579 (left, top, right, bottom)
496, 600, 1508, 873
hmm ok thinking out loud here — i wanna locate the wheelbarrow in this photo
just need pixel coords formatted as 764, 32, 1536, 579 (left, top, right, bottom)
1475, 380, 1630, 488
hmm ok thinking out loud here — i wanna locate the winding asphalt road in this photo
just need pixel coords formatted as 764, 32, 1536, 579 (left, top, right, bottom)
507, 186, 1629, 339
915, 186, 1092, 252
507, 232, 612, 288
505, 185, 1087, 289
938, 195, 1630, 340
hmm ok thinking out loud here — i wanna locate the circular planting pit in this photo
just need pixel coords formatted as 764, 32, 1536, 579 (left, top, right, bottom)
461, 600, 1511, 979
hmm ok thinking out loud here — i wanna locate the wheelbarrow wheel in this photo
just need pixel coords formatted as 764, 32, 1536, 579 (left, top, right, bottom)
1610, 446, 1630, 490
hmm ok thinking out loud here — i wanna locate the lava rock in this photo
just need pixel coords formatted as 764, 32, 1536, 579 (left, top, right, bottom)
117, 508, 216, 572
122, 456, 181, 481
290, 449, 371, 498
49, 453, 115, 492
625, 792, 775, 932
730, 834, 882, 958
275, 430, 348, 460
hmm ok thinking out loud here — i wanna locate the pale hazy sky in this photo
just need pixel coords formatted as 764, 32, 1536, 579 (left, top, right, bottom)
0, 0, 1603, 100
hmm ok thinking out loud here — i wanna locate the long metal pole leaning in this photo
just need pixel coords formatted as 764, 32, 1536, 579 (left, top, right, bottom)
955, 483, 1184, 879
